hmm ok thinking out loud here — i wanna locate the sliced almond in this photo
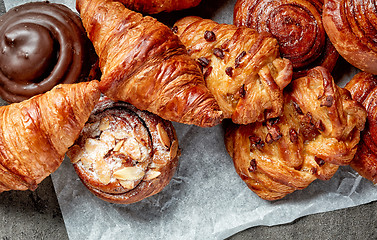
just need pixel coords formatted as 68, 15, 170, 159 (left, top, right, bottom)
80, 157, 94, 170
120, 138, 141, 160
113, 167, 145, 181
112, 130, 130, 140
157, 123, 171, 148
68, 145, 83, 164
84, 138, 111, 160
99, 116, 111, 131
169, 140, 179, 160
144, 170, 161, 181
100, 131, 116, 145
95, 157, 111, 185
113, 140, 125, 152
119, 180, 135, 190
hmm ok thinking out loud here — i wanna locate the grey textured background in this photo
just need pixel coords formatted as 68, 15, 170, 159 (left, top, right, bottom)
0, 0, 376, 239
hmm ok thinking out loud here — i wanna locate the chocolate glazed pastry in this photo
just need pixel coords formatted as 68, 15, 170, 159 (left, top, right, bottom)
224, 67, 366, 200
117, 0, 202, 14
345, 72, 377, 183
234, 0, 339, 79
323, 0, 377, 75
0, 2, 98, 103
77, 0, 223, 127
67, 97, 180, 204
173, 16, 293, 124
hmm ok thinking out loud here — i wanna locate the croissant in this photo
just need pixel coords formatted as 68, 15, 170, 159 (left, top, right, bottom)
76, 0, 222, 127
173, 16, 293, 124
0, 81, 101, 192
345, 72, 377, 183
67, 96, 180, 204
234, 0, 339, 79
323, 0, 377, 74
224, 67, 366, 200
116, 0, 202, 14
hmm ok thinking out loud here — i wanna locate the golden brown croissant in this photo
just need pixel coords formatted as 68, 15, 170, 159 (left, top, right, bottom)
323, 0, 377, 74
345, 72, 377, 183
67, 96, 180, 204
0, 81, 101, 193
173, 16, 293, 124
76, 0, 222, 127
234, 0, 339, 79
116, 0, 202, 14
225, 67, 366, 200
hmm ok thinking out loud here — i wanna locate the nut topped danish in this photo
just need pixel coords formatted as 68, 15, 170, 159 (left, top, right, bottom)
224, 67, 366, 200
67, 96, 180, 204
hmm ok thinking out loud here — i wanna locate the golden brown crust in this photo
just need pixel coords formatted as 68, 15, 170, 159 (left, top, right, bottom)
67, 96, 180, 204
173, 16, 293, 124
345, 72, 377, 183
0, 81, 101, 192
323, 0, 377, 74
225, 67, 366, 200
234, 0, 338, 79
116, 0, 202, 14
77, 0, 222, 127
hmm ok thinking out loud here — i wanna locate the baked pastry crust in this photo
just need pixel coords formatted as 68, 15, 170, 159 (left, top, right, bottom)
67, 97, 180, 204
225, 67, 366, 200
116, 0, 202, 14
0, 81, 101, 192
323, 0, 377, 74
0, 2, 97, 103
77, 0, 222, 127
234, 0, 338, 79
345, 72, 377, 183
173, 16, 293, 124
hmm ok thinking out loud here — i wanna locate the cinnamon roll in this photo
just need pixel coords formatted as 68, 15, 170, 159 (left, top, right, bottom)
345, 72, 377, 183
67, 97, 180, 204
225, 67, 366, 200
0, 2, 97, 103
323, 0, 377, 75
234, 0, 338, 78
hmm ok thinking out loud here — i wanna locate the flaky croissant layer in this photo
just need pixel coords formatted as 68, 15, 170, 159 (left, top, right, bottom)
116, 0, 202, 14
0, 81, 101, 192
77, 0, 223, 127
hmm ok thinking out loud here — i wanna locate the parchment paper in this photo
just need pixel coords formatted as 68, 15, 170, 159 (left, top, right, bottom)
4, 0, 377, 239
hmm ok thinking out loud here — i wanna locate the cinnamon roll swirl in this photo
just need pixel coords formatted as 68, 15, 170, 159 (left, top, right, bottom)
0, 2, 97, 103
234, 0, 338, 78
67, 97, 180, 204
323, 0, 377, 75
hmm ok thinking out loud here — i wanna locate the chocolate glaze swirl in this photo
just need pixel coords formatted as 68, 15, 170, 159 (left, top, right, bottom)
0, 2, 97, 103
234, 0, 339, 78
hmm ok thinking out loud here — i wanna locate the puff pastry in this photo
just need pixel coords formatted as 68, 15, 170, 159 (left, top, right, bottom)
225, 67, 366, 200
323, 0, 377, 74
67, 96, 180, 204
116, 0, 202, 14
345, 72, 377, 183
0, 81, 101, 192
77, 0, 222, 127
234, 0, 338, 79
173, 16, 293, 124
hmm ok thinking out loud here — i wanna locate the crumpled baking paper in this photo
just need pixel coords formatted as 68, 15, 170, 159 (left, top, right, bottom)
4, 0, 377, 239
